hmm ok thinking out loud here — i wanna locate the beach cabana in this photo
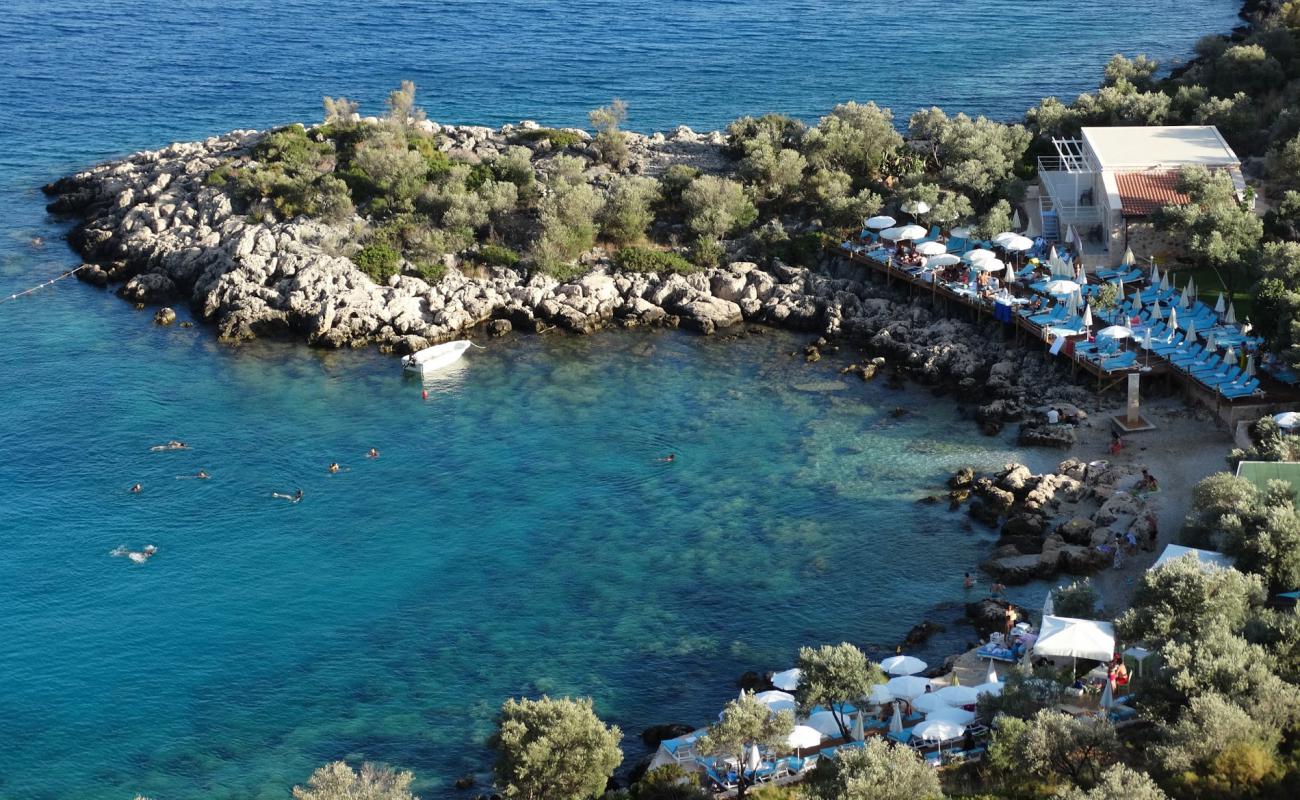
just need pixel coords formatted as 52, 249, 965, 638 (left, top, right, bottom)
1034, 615, 1116, 664
1151, 544, 1235, 571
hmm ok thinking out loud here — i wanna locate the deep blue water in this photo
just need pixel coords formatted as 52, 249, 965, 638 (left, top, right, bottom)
0, 1, 1238, 798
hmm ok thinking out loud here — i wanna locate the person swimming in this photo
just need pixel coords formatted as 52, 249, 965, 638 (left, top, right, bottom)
150, 440, 188, 452
328, 462, 341, 474
177, 470, 210, 480
128, 483, 142, 494
112, 544, 157, 563
272, 488, 304, 503
367, 448, 380, 459
657, 454, 676, 462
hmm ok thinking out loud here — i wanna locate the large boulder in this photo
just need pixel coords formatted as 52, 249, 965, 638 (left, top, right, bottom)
118, 272, 176, 303
1057, 517, 1097, 546
1017, 422, 1077, 449
674, 296, 743, 335
981, 552, 1051, 584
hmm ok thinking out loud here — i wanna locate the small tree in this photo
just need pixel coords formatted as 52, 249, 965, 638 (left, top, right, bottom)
1103, 54, 1161, 91
795, 643, 884, 739
1117, 551, 1265, 646
322, 96, 360, 128
1053, 764, 1168, 800
809, 737, 941, 800
696, 692, 794, 799
976, 671, 1065, 723
629, 765, 710, 800
803, 101, 904, 182
1051, 579, 1098, 619
385, 80, 426, 127
489, 696, 623, 800
681, 176, 757, 241
292, 761, 417, 800
1154, 165, 1262, 295
1092, 283, 1121, 312
600, 176, 660, 245
989, 710, 1120, 791
976, 199, 1014, 240
589, 99, 630, 169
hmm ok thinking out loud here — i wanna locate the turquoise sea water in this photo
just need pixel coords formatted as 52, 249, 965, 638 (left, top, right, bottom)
0, 1, 1239, 798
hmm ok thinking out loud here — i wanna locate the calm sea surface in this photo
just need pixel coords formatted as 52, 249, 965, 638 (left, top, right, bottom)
0, 1, 1237, 797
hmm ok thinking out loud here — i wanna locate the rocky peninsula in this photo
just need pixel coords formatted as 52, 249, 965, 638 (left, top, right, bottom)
44, 119, 1092, 436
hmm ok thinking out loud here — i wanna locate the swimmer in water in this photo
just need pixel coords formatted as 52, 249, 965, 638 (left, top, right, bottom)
177, 470, 210, 480
129, 483, 143, 494
367, 448, 380, 459
272, 488, 304, 503
328, 462, 341, 474
150, 440, 189, 452
657, 454, 676, 462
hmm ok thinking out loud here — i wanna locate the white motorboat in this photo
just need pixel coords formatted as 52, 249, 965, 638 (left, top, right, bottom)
402, 340, 475, 375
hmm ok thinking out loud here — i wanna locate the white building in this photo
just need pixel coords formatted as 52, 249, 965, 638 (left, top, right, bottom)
1036, 126, 1243, 266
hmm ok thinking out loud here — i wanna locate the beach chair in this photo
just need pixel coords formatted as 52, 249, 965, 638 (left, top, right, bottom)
887, 727, 914, 744
1101, 352, 1138, 372
1167, 344, 1204, 366
915, 225, 943, 245
1220, 378, 1262, 399
1200, 366, 1244, 388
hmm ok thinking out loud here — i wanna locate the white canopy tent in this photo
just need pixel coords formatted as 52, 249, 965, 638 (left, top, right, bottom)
1151, 544, 1235, 571
1034, 615, 1116, 663
771, 668, 801, 691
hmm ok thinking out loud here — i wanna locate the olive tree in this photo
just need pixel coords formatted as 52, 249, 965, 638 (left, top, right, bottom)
1117, 550, 1265, 646
292, 761, 417, 800
794, 643, 884, 740
589, 99, 629, 169
1154, 165, 1262, 293
489, 695, 623, 800
599, 176, 660, 245
1152, 693, 1284, 799
805, 168, 882, 230
907, 108, 1032, 199
803, 101, 904, 182
989, 710, 1121, 791
1103, 54, 1161, 90
696, 692, 794, 799
1053, 764, 1167, 800
1051, 578, 1098, 619
809, 737, 941, 800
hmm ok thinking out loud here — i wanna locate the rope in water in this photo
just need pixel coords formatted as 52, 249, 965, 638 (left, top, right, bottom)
0, 265, 87, 305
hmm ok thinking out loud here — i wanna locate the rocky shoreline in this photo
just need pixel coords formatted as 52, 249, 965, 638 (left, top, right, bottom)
44, 123, 1096, 435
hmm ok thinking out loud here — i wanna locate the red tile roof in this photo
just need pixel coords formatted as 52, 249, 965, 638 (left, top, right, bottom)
1116, 170, 1190, 217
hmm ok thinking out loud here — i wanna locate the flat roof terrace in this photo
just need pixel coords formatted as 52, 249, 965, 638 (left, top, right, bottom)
1081, 126, 1240, 171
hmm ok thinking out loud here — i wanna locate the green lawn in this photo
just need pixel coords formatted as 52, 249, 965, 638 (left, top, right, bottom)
1182, 265, 1254, 320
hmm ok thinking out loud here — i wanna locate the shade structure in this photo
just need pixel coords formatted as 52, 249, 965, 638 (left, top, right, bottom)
1275, 411, 1300, 430
1082, 305, 1093, 329
747, 744, 762, 772
935, 685, 981, 706
974, 680, 1004, 697
1159, 271, 1170, 291
754, 690, 796, 713
882, 224, 927, 241
866, 683, 894, 705
913, 718, 964, 742
881, 655, 927, 676
1002, 234, 1034, 252
1011, 208, 1022, 229
926, 253, 961, 268
786, 724, 824, 750
1034, 615, 1116, 662
950, 226, 972, 239
1183, 318, 1197, 342
915, 240, 948, 256
885, 674, 932, 700
977, 258, 1005, 272
965, 248, 996, 264
1098, 325, 1133, 340
804, 710, 846, 738
925, 706, 976, 726
911, 692, 948, 714
993, 231, 1018, 246
1123, 247, 1136, 266
1045, 279, 1080, 295
1004, 261, 1016, 283
771, 668, 801, 691
1168, 306, 1178, 331
902, 199, 931, 215
1215, 293, 1226, 314
1226, 301, 1237, 325
889, 702, 903, 733
865, 215, 895, 230
852, 710, 866, 741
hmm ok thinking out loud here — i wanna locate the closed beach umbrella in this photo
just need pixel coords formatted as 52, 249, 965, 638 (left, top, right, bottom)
1168, 306, 1178, 331
865, 215, 895, 230
926, 253, 961, 268
1183, 318, 1197, 342
885, 675, 932, 700
747, 744, 762, 772
1049, 245, 1059, 262
902, 200, 930, 216
1098, 325, 1133, 340
881, 655, 928, 676
1149, 264, 1159, 285
1246, 355, 1256, 378
1227, 302, 1237, 326
1066, 225, 1078, 248
935, 685, 981, 706
771, 668, 801, 691
1082, 304, 1093, 329
889, 702, 903, 733
915, 240, 948, 256
1159, 271, 1170, 292
1204, 331, 1216, 353
1189, 276, 1197, 297
1011, 208, 1022, 229
1045, 279, 1079, 295
786, 725, 824, 750
1224, 345, 1236, 365
1123, 247, 1136, 266
912, 692, 948, 714
966, 248, 996, 264
1079, 267, 1089, 286
1179, 283, 1191, 309
1215, 293, 1226, 314
986, 663, 999, 685
1100, 679, 1114, 710
1005, 261, 1016, 283
853, 710, 866, 741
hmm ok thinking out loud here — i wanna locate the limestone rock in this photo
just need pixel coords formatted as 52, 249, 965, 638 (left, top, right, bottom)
153, 307, 176, 325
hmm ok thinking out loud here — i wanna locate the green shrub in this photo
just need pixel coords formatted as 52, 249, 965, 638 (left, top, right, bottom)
352, 242, 401, 282
682, 176, 757, 240
590, 99, 630, 169
407, 135, 453, 180
476, 244, 521, 267
600, 176, 660, 245
613, 246, 696, 275
514, 127, 584, 148
205, 161, 236, 187
1051, 578, 1098, 619
659, 164, 701, 210
531, 182, 603, 275
690, 236, 725, 269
